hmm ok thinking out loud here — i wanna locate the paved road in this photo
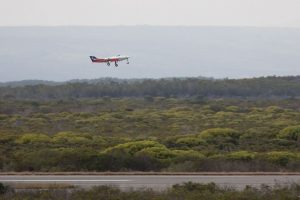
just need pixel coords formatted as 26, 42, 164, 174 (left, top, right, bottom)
1, 175, 300, 190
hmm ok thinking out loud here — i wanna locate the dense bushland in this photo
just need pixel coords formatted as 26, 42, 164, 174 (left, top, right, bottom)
1, 97, 300, 172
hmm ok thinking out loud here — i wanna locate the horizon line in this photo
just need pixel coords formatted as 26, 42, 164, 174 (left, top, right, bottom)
1, 25, 300, 29
1, 75, 299, 84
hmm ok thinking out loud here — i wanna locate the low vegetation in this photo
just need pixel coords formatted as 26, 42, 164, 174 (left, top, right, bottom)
1, 95, 300, 172
1, 182, 300, 200
1, 76, 300, 172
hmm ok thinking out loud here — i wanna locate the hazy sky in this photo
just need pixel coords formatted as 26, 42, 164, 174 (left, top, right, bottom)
1, 0, 300, 27
1, 26, 300, 82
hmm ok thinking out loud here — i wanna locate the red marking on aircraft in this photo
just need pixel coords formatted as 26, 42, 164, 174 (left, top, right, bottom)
90, 55, 130, 67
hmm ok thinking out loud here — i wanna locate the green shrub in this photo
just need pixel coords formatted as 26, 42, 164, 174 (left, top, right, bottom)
277, 125, 300, 141
16, 133, 51, 144
52, 132, 92, 145
103, 140, 165, 155
136, 146, 175, 160
199, 128, 240, 151
200, 128, 240, 140
225, 106, 240, 112
227, 151, 256, 161
265, 151, 299, 166
175, 137, 206, 147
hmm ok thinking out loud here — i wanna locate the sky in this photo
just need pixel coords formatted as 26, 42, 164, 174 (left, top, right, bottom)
1, 26, 300, 82
1, 0, 300, 27
1, 1, 300, 82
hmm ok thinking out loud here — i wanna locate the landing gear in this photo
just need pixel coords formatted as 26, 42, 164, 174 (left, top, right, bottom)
107, 62, 110, 66
115, 62, 118, 67
127, 59, 129, 64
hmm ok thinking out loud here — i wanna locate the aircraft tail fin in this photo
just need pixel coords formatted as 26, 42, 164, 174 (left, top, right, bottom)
90, 56, 97, 62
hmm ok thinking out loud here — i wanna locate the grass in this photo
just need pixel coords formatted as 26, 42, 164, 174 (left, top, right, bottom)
1, 182, 300, 200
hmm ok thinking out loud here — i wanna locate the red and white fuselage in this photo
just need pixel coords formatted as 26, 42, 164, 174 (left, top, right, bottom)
90, 55, 130, 67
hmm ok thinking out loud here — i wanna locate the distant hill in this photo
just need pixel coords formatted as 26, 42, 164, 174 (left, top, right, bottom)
0, 76, 211, 87
0, 80, 59, 87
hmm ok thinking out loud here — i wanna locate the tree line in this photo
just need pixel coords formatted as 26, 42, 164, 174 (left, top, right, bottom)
2, 76, 300, 99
